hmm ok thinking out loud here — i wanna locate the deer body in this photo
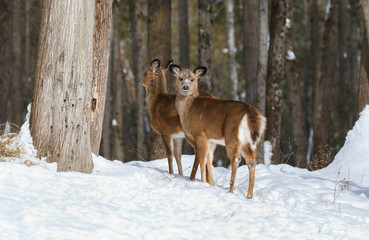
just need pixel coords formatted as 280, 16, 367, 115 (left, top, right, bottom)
140, 59, 216, 178
172, 66, 266, 199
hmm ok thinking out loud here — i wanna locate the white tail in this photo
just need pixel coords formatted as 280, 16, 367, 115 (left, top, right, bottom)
170, 64, 266, 199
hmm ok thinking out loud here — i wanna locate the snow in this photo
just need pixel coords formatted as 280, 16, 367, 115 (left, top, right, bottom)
264, 140, 272, 165
1, 107, 369, 239
111, 119, 118, 127
286, 49, 296, 60
319, 105, 369, 187
325, 0, 332, 21
285, 18, 291, 29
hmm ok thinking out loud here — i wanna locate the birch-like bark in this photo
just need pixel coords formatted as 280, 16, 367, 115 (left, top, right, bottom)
30, 0, 95, 173
226, 0, 238, 100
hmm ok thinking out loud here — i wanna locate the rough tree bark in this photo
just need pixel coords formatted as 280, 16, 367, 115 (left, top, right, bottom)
285, 0, 307, 168
110, 4, 125, 162
129, 0, 147, 160
8, 0, 23, 127
243, 0, 259, 105
148, 0, 171, 160
179, 0, 190, 68
0, 1, 13, 125
358, 0, 369, 114
255, 0, 268, 164
198, 0, 212, 91
313, 0, 339, 158
226, 0, 238, 100
265, 0, 287, 164
90, 0, 113, 155
30, 0, 95, 173
348, 0, 359, 121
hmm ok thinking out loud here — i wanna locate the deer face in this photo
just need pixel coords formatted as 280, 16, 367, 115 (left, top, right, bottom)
170, 64, 207, 96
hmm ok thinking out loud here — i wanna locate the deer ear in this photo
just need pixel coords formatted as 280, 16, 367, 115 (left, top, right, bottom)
150, 59, 160, 72
193, 66, 207, 78
169, 64, 181, 76
165, 60, 174, 71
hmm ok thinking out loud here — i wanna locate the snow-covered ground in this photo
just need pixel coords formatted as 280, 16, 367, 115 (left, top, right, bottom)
1, 106, 369, 240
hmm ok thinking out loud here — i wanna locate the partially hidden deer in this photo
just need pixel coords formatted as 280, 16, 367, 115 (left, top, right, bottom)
170, 64, 266, 199
139, 59, 216, 179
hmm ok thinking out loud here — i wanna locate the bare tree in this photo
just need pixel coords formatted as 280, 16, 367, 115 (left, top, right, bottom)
285, 0, 307, 168
256, 0, 268, 115
243, 0, 259, 105
225, 0, 238, 100
0, 1, 13, 125
198, 0, 212, 91
265, 0, 287, 164
110, 3, 125, 161
129, 0, 147, 160
30, 0, 95, 173
358, 0, 369, 114
179, 0, 190, 68
148, 0, 171, 160
90, 0, 113, 155
313, 0, 339, 158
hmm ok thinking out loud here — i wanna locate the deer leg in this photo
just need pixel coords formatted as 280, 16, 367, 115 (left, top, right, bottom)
195, 138, 209, 183
162, 135, 174, 174
227, 146, 241, 193
241, 144, 257, 199
206, 143, 216, 185
173, 137, 184, 176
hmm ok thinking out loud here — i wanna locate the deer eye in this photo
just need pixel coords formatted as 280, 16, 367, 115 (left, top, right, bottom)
180, 78, 183, 81
191, 79, 194, 82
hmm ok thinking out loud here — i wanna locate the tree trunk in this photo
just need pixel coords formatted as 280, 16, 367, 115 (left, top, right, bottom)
90, 0, 113, 155
110, 4, 125, 162
30, 0, 95, 173
129, 0, 147, 160
307, 0, 320, 161
348, 0, 359, 122
336, 0, 350, 146
0, 1, 13, 125
357, 1, 369, 115
265, 0, 287, 165
256, 0, 268, 116
243, 0, 259, 105
285, 0, 307, 168
313, 0, 339, 158
225, 0, 238, 100
8, 0, 23, 127
148, 0, 171, 160
179, 0, 190, 68
198, 0, 212, 91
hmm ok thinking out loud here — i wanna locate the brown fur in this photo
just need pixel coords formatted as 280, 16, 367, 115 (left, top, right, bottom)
171, 64, 266, 199
139, 59, 216, 177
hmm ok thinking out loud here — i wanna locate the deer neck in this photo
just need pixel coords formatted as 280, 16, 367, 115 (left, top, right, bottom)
175, 91, 199, 117
145, 74, 168, 111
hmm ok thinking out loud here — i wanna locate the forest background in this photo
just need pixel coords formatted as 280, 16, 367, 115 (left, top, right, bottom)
1, 0, 368, 170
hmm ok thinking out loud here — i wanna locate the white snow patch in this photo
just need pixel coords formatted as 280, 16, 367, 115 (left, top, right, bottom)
325, 0, 332, 20
286, 49, 296, 60
264, 140, 272, 165
285, 18, 292, 29
112, 119, 118, 127
222, 48, 229, 54
319, 105, 369, 187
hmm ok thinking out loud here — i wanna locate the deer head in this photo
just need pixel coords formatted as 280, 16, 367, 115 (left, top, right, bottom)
139, 59, 173, 93
169, 64, 207, 97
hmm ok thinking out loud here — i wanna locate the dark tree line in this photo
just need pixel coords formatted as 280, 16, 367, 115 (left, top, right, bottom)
1, 0, 369, 172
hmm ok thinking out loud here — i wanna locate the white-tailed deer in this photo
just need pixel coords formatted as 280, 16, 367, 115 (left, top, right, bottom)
139, 59, 216, 178
170, 64, 266, 199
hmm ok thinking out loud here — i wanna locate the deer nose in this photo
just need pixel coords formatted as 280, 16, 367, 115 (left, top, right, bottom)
182, 85, 189, 91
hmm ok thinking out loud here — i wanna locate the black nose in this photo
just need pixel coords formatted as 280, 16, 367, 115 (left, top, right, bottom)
182, 85, 189, 91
